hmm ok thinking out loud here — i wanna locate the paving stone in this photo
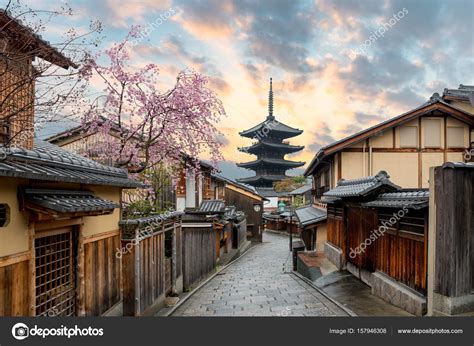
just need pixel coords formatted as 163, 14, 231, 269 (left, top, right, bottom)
172, 232, 348, 317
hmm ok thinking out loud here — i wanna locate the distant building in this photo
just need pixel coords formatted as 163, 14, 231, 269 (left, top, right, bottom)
237, 78, 305, 201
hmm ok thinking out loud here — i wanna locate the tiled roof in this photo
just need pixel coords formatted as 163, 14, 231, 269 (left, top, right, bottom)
288, 184, 312, 195
196, 199, 226, 214
119, 211, 184, 226
211, 173, 268, 201
239, 118, 303, 139
239, 141, 304, 154
255, 187, 287, 198
361, 190, 429, 209
237, 174, 289, 185
295, 205, 327, 227
237, 158, 305, 169
0, 140, 142, 188
0, 9, 76, 69
443, 84, 474, 105
323, 171, 399, 199
24, 189, 118, 213
442, 161, 474, 169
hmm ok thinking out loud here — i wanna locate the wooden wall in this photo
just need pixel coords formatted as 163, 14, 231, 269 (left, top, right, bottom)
0, 254, 29, 316
346, 207, 377, 271
232, 219, 247, 249
326, 204, 346, 254
434, 165, 473, 297
83, 233, 121, 316
182, 227, 216, 290
376, 231, 426, 294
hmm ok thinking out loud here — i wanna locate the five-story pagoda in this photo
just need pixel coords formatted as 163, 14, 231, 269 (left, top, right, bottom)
237, 78, 305, 190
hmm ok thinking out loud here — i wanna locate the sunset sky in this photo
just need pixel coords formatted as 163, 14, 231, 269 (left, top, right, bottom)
6, 0, 474, 179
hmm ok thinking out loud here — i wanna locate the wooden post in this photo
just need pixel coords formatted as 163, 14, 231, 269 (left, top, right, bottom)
27, 222, 35, 317
76, 221, 86, 316
171, 220, 177, 295
134, 228, 141, 316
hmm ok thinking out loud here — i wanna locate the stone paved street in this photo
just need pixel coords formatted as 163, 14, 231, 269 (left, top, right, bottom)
172, 232, 348, 316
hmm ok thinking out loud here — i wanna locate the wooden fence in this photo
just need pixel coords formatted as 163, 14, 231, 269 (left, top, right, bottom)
232, 219, 247, 249
182, 226, 216, 290
120, 213, 183, 316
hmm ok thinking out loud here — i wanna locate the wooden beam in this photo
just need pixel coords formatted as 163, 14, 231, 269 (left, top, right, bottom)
83, 229, 120, 244
34, 217, 83, 231
27, 223, 35, 316
0, 251, 30, 268
77, 224, 86, 316
324, 103, 474, 156
418, 117, 422, 188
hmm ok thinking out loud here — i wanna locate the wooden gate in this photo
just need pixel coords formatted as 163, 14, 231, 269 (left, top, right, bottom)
35, 228, 76, 316
346, 207, 377, 272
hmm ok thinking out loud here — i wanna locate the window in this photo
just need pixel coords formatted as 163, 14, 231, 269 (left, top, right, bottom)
446, 127, 465, 148
0, 204, 9, 227
423, 119, 442, 148
399, 126, 418, 148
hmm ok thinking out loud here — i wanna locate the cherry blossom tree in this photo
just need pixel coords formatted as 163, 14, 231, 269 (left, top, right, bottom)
79, 27, 226, 176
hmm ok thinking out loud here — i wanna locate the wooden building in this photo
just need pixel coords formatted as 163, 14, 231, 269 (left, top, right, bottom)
294, 205, 327, 252
0, 11, 141, 317
211, 174, 267, 242
305, 92, 474, 198
322, 171, 430, 315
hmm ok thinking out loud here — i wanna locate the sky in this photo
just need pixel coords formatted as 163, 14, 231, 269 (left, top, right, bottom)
4, 0, 474, 180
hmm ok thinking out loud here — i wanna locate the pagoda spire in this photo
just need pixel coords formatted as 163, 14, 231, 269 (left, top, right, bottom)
268, 77, 274, 120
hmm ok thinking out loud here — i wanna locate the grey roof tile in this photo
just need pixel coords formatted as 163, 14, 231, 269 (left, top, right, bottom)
442, 161, 474, 169
0, 140, 142, 187
295, 205, 327, 227
24, 189, 118, 213
288, 184, 312, 195
323, 171, 400, 199
361, 190, 429, 209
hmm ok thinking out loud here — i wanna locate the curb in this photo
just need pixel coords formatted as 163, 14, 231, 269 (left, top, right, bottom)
290, 270, 358, 317
163, 241, 259, 317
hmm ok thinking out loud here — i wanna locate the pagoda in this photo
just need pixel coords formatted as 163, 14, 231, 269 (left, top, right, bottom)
237, 78, 305, 190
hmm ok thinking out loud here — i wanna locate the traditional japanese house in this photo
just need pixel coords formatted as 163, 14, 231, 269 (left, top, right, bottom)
237, 78, 305, 199
180, 199, 225, 289
0, 11, 141, 317
294, 205, 327, 252
211, 174, 267, 242
322, 171, 431, 315
288, 184, 312, 206
305, 92, 474, 201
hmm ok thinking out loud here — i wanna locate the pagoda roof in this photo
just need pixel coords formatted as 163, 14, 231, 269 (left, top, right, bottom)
237, 174, 289, 184
239, 117, 303, 139
237, 158, 305, 169
239, 141, 304, 154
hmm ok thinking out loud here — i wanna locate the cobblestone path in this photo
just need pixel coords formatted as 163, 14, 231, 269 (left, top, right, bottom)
172, 232, 348, 316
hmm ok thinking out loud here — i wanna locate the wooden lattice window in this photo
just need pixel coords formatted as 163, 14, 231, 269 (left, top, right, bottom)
35, 230, 76, 316
0, 204, 9, 227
